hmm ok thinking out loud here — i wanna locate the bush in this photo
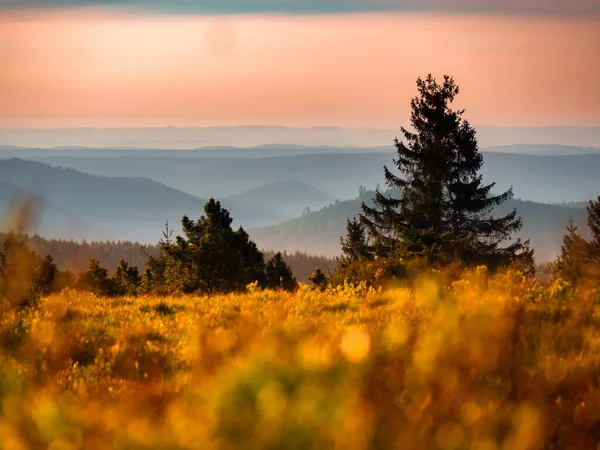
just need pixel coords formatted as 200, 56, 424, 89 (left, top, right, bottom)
76, 258, 116, 297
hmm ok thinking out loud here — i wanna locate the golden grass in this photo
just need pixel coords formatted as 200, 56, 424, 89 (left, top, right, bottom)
1, 268, 600, 449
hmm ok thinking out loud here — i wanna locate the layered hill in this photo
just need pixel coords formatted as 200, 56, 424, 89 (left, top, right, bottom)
222, 180, 335, 227
2, 143, 597, 159
481, 153, 600, 203
0, 180, 89, 239
0, 144, 393, 159
0, 159, 207, 242
484, 144, 600, 156
10, 150, 600, 204
2, 126, 600, 148
17, 153, 393, 200
0, 150, 597, 261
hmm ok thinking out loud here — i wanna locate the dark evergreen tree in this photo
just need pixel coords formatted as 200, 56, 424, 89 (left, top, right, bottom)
139, 268, 155, 294
33, 254, 57, 297
338, 218, 373, 269
265, 252, 298, 292
112, 260, 141, 296
142, 222, 172, 291
148, 199, 266, 294
233, 227, 268, 289
308, 268, 328, 291
77, 258, 115, 297
361, 74, 531, 269
554, 219, 589, 285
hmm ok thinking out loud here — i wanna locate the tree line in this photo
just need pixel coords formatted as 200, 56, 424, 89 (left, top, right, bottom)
0, 233, 335, 285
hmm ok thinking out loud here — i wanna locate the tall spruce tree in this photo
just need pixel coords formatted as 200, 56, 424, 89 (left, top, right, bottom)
361, 74, 531, 268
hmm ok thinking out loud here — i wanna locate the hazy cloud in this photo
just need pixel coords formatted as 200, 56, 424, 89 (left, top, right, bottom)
1, 0, 599, 16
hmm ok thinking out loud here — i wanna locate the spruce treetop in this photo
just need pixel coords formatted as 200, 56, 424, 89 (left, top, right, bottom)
360, 74, 532, 270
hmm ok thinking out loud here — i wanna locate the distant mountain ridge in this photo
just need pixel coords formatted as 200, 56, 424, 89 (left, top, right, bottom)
225, 179, 333, 202
484, 144, 600, 155
2, 126, 600, 148
223, 180, 335, 227
1, 143, 598, 159
480, 152, 600, 203
0, 159, 207, 242
9, 149, 600, 203
10, 153, 395, 199
0, 159, 340, 242
0, 144, 394, 159
0, 179, 90, 239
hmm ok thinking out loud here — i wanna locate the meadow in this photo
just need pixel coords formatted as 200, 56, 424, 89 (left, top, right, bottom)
1, 268, 600, 449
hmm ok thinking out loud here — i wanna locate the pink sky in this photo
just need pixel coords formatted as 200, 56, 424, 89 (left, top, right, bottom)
1, 9, 599, 128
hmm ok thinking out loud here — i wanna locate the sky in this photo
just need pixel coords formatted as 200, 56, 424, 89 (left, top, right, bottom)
1, 0, 599, 129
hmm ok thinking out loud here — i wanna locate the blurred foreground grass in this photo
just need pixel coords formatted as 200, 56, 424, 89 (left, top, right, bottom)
1, 268, 600, 449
